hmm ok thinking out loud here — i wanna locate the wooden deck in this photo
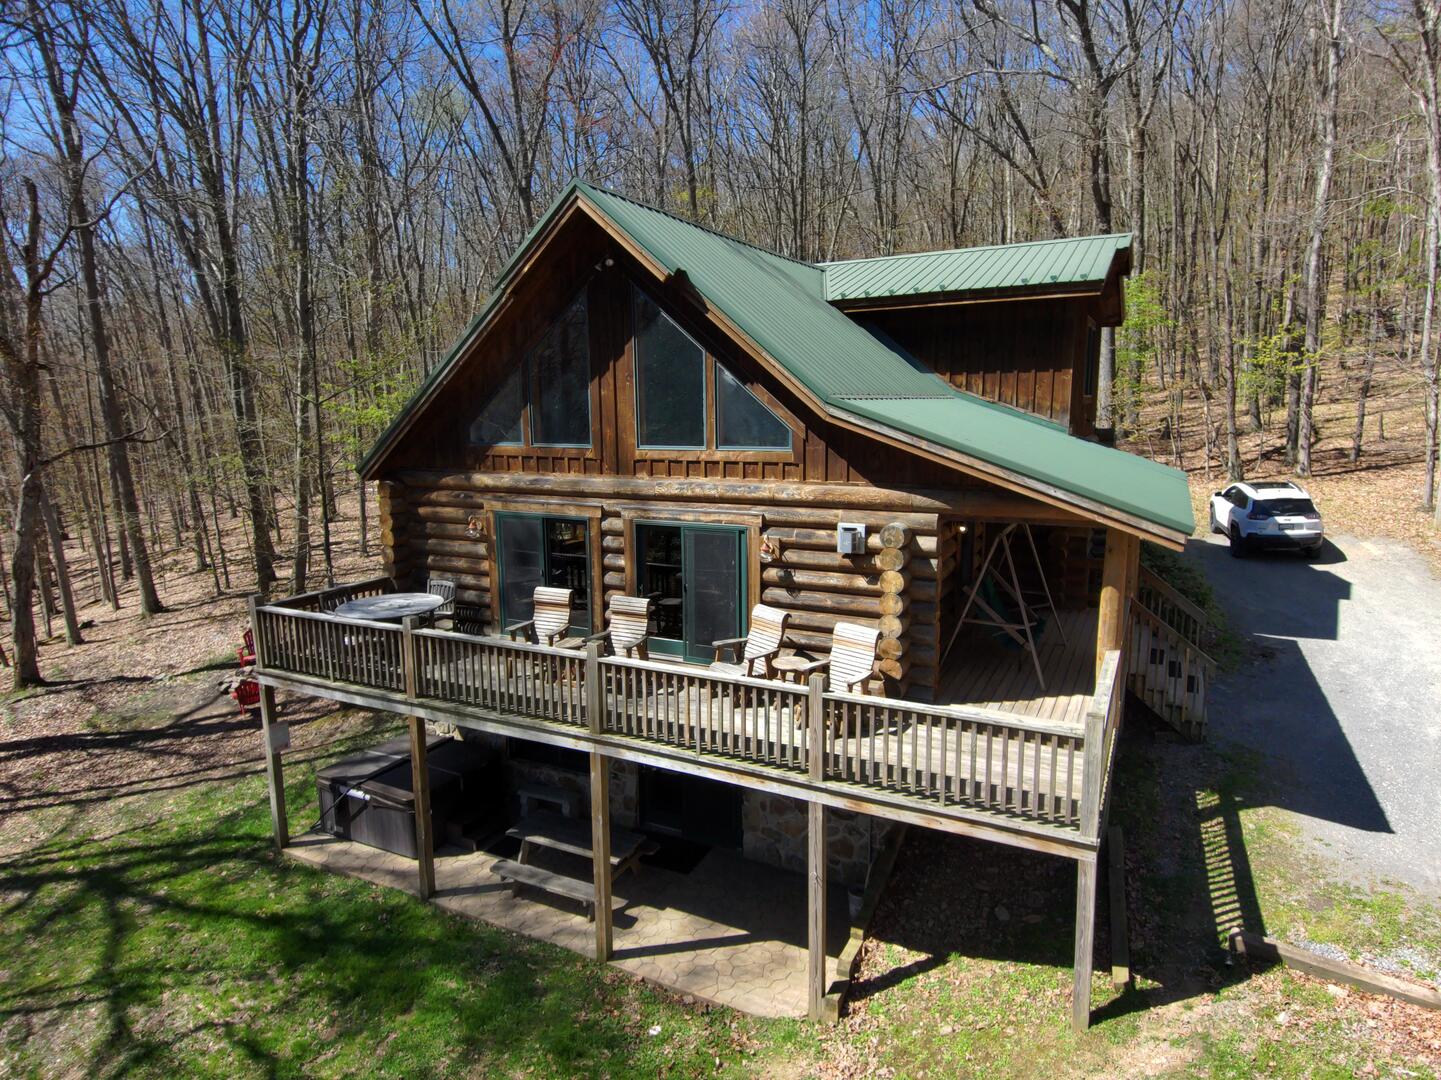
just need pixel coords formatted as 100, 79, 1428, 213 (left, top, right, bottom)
938, 607, 1098, 725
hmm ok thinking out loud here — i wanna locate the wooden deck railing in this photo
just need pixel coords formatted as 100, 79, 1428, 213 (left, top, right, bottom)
1079, 648, 1126, 839
822, 692, 1085, 825
1137, 566, 1209, 648
266, 575, 395, 613
251, 599, 1129, 844
1126, 596, 1214, 740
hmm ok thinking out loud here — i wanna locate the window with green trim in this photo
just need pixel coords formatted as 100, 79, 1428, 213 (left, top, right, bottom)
494, 512, 592, 634
633, 287, 792, 453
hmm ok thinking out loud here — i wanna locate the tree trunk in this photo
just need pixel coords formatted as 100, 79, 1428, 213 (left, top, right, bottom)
1297, 0, 1344, 478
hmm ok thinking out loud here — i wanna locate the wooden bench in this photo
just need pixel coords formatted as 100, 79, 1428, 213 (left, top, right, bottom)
492, 859, 626, 922
516, 783, 579, 818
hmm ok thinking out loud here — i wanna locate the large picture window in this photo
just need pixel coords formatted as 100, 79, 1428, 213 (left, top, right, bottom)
530, 294, 591, 445
468, 290, 592, 449
635, 291, 706, 448
633, 287, 792, 453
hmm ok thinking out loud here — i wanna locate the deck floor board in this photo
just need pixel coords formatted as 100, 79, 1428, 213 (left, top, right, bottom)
937, 608, 1096, 726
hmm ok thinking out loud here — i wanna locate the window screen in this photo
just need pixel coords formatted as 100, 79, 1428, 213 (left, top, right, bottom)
716, 363, 791, 449
635, 292, 706, 448
468, 364, 524, 446
530, 293, 591, 445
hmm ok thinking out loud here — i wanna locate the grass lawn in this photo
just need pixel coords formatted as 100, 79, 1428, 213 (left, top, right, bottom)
3, 685, 1439, 1077
0, 710, 807, 1079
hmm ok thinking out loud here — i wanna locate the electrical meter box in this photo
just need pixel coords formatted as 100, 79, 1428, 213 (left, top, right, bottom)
836, 522, 867, 555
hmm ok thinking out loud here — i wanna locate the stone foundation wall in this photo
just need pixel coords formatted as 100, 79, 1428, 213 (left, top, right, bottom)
434, 724, 887, 887
742, 791, 896, 889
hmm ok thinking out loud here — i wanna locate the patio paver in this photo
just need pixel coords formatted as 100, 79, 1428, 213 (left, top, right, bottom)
285, 832, 852, 1018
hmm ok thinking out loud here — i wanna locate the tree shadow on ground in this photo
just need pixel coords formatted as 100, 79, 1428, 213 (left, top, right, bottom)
848, 712, 1273, 1029
0, 731, 718, 1077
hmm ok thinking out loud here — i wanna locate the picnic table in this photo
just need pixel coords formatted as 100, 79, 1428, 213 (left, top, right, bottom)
505, 810, 654, 877
492, 810, 654, 921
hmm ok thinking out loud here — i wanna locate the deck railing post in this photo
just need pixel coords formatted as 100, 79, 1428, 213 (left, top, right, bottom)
247, 595, 265, 668
402, 616, 418, 700
585, 641, 603, 734
807, 674, 826, 783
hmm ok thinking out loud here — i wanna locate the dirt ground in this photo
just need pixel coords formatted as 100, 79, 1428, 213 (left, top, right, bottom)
0, 499, 385, 858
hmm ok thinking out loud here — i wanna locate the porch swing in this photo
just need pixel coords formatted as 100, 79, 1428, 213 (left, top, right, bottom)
941, 523, 1063, 689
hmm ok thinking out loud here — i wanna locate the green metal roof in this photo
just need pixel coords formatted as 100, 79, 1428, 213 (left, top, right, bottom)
820, 233, 1132, 302
577, 182, 950, 401
837, 397, 1195, 538
361, 181, 1190, 539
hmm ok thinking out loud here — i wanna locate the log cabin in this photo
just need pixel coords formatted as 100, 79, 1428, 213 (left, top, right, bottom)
248, 180, 1212, 1029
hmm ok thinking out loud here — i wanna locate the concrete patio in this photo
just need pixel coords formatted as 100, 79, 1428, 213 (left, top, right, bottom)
284, 832, 853, 1018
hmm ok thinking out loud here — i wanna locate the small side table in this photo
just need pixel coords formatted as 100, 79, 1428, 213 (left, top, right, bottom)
770, 654, 816, 684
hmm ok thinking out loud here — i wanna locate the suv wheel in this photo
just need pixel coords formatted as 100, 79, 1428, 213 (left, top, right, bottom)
1209, 506, 1222, 534
1229, 524, 1247, 558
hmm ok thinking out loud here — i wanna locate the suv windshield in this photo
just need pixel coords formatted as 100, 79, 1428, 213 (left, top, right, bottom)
1257, 498, 1317, 516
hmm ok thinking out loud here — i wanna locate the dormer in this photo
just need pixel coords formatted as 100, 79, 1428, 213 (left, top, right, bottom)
821, 235, 1132, 437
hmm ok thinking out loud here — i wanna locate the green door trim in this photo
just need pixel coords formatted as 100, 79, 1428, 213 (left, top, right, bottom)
494, 511, 594, 636
635, 520, 748, 663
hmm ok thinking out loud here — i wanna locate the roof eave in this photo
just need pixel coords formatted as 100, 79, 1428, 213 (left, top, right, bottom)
822, 402, 1191, 550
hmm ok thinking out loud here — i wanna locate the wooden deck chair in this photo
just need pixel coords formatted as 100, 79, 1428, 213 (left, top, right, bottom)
505, 586, 575, 647
585, 595, 653, 659
426, 577, 456, 626
794, 621, 880, 694
709, 604, 789, 678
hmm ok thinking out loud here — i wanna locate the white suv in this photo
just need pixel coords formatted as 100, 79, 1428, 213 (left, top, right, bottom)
1209, 480, 1324, 558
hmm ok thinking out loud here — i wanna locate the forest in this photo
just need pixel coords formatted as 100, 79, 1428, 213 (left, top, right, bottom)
1, 0, 1439, 688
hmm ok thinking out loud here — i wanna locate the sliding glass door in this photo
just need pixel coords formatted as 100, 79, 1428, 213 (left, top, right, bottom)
635, 523, 746, 662
494, 513, 592, 635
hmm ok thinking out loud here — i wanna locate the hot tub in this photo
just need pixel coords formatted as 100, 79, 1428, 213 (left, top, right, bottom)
316, 736, 499, 858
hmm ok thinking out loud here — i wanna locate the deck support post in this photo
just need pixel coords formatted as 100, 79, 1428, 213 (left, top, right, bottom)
1096, 529, 1138, 679
807, 673, 828, 1020
408, 714, 436, 899
1072, 855, 1098, 1031
586, 642, 613, 960
808, 801, 827, 1021
257, 684, 288, 849
402, 616, 435, 900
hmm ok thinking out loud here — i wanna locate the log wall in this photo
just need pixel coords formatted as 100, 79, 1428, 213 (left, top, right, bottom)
383, 471, 1017, 701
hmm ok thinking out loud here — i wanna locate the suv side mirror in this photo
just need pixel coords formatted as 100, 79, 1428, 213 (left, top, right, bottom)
1213, 491, 1223, 497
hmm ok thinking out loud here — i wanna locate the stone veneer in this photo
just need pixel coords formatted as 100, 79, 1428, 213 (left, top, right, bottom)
434, 723, 886, 887
741, 791, 896, 889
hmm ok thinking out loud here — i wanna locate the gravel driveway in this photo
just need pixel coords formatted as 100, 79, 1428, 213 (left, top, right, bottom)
1193, 533, 1441, 897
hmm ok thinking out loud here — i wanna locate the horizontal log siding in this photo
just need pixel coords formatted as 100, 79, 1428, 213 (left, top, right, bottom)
384, 471, 966, 698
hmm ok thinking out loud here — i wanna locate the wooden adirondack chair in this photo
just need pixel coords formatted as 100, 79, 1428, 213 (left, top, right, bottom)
794, 621, 880, 694
585, 595, 653, 659
505, 586, 576, 647
709, 604, 789, 678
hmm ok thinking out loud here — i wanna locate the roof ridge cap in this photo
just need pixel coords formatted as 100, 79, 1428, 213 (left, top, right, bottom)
819, 231, 1133, 268
575, 179, 818, 270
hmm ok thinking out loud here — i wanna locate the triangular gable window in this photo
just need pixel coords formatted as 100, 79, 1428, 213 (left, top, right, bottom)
469, 365, 523, 446
468, 291, 591, 448
716, 362, 791, 450
633, 287, 792, 452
